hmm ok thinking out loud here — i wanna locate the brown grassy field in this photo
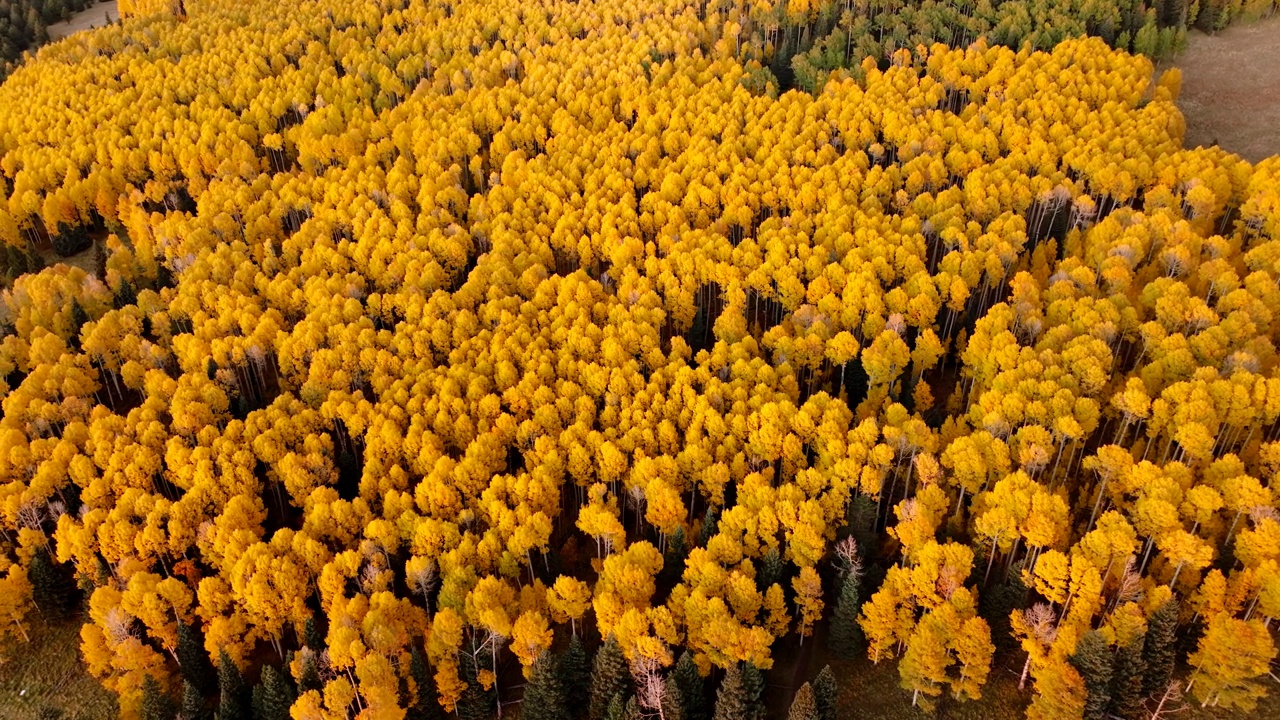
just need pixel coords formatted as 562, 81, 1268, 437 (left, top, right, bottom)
0, 615, 118, 720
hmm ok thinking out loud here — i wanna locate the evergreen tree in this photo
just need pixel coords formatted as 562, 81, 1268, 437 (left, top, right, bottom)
660, 677, 685, 720
661, 527, 689, 586
604, 693, 626, 720
977, 571, 1027, 653
1069, 630, 1113, 720
180, 679, 209, 720
741, 663, 766, 720
408, 645, 442, 720
787, 682, 817, 720
1109, 636, 1145, 720
590, 637, 630, 720
757, 548, 785, 591
827, 572, 864, 659
457, 655, 495, 720
712, 665, 747, 720
697, 507, 719, 549
812, 666, 837, 720
559, 634, 591, 717
1142, 599, 1178, 698
216, 650, 251, 720
29, 547, 78, 618
297, 649, 322, 694
176, 622, 217, 696
303, 614, 325, 651
622, 697, 641, 720
524, 653, 570, 720
672, 651, 706, 720
254, 665, 295, 720
140, 674, 177, 720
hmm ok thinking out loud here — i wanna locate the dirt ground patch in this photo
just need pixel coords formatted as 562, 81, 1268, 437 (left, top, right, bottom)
48, 1, 119, 41
1175, 15, 1280, 163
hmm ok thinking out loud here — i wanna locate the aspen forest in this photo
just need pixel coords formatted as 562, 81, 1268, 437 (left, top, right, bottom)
2, 0, 1280, 719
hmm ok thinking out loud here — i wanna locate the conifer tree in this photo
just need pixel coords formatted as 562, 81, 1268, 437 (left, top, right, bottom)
604, 693, 625, 720
660, 679, 685, 720
457, 654, 496, 720
180, 679, 209, 720
712, 665, 747, 720
1069, 630, 1113, 720
1109, 637, 1145, 719
176, 622, 217, 696
217, 650, 251, 720
1143, 600, 1178, 698
297, 649, 322, 694
758, 548, 785, 591
741, 663, 766, 720
29, 547, 78, 618
408, 645, 442, 720
788, 682, 817, 720
672, 651, 706, 720
303, 614, 324, 651
559, 634, 591, 717
524, 652, 570, 720
590, 637, 629, 720
141, 674, 177, 720
813, 666, 837, 720
827, 572, 863, 659
253, 665, 295, 720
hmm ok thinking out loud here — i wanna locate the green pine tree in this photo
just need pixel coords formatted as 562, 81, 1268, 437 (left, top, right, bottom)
457, 654, 495, 720
787, 682, 817, 720
176, 622, 217, 695
590, 637, 630, 720
1142, 599, 1178, 698
672, 651, 706, 720
812, 666, 837, 720
408, 645, 442, 720
741, 663, 766, 720
712, 665, 747, 720
1109, 636, 1145, 720
622, 697, 641, 720
523, 653, 570, 720
303, 614, 325, 651
255, 665, 295, 720
660, 677, 685, 720
180, 679, 209, 720
757, 548, 785, 591
604, 693, 626, 720
297, 649, 322, 695
559, 634, 591, 717
697, 507, 719, 549
29, 547, 79, 618
140, 675, 176, 720
1069, 630, 1113, 720
217, 650, 251, 720
827, 572, 864, 659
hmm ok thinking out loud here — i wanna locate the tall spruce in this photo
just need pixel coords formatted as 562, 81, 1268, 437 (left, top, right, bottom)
254, 665, 295, 720
712, 665, 747, 720
176, 622, 217, 695
303, 614, 325, 651
559, 634, 591, 717
180, 679, 209, 720
757, 548, 785, 591
1109, 636, 1146, 719
660, 678, 685, 720
590, 637, 630, 720
297, 649, 323, 694
1142, 599, 1178, 698
216, 650, 251, 720
604, 693, 626, 720
672, 651, 706, 720
741, 663, 766, 720
29, 547, 78, 618
140, 674, 177, 720
787, 682, 817, 720
1068, 630, 1113, 720
524, 652, 570, 720
697, 507, 719, 548
457, 654, 496, 720
813, 666, 838, 720
408, 645, 442, 720
827, 572, 864, 659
